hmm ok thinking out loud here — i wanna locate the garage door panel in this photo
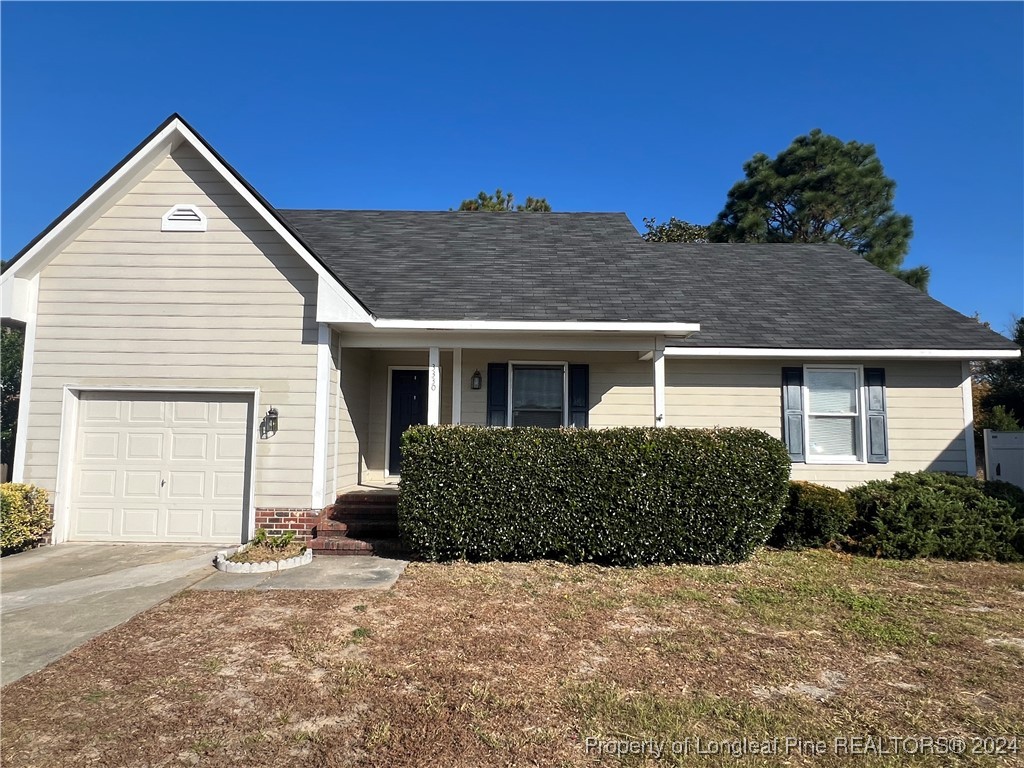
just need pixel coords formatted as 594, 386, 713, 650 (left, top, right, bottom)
82, 399, 121, 423
167, 508, 204, 537
170, 433, 208, 461
172, 401, 210, 423
126, 432, 164, 460
72, 392, 251, 544
215, 433, 246, 461
74, 507, 115, 536
213, 471, 244, 499
128, 400, 165, 422
122, 508, 160, 536
211, 509, 241, 537
168, 472, 205, 499
217, 401, 249, 424
81, 432, 120, 460
79, 470, 117, 497
124, 470, 162, 498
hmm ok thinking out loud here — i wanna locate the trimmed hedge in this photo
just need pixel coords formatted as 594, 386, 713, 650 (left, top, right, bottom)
769, 481, 855, 550
847, 472, 1023, 562
398, 425, 791, 565
1, 483, 52, 554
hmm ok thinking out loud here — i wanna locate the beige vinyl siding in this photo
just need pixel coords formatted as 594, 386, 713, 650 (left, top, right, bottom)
666, 359, 969, 489
459, 350, 654, 429
25, 143, 321, 508
333, 346, 371, 492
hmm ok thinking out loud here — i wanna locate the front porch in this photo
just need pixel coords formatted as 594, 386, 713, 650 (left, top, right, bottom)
328, 340, 672, 488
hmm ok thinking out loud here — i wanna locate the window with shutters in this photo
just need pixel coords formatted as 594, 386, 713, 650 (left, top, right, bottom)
487, 361, 589, 428
782, 365, 887, 465
509, 363, 567, 427
804, 367, 862, 462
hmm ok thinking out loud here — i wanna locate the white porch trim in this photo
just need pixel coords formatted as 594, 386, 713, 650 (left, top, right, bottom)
427, 347, 441, 425
311, 323, 332, 509
653, 339, 666, 428
452, 348, 463, 425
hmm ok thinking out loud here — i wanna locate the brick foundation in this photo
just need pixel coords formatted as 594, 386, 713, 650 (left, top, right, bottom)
254, 508, 321, 542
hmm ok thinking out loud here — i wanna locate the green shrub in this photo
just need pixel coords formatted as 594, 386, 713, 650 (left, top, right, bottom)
847, 472, 1022, 562
398, 425, 791, 566
1, 483, 52, 554
769, 481, 855, 550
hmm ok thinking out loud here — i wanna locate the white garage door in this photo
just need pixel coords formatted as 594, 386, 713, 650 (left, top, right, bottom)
71, 392, 252, 543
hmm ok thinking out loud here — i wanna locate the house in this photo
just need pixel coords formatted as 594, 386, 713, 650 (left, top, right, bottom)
1, 114, 1018, 547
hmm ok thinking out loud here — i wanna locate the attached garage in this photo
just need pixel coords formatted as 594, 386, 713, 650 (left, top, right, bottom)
68, 392, 254, 544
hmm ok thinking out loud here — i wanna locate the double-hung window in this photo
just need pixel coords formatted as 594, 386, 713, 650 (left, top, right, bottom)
782, 365, 888, 464
805, 368, 861, 462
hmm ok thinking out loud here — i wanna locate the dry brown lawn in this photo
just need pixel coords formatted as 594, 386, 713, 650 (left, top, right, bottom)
2, 549, 1023, 767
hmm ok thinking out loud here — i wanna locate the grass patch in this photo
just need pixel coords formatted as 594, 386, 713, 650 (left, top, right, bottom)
2, 551, 1022, 767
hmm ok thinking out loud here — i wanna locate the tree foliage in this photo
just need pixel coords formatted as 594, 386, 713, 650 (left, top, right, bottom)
979, 317, 1024, 426
641, 217, 709, 243
1, 326, 24, 467
708, 129, 928, 291
457, 189, 551, 212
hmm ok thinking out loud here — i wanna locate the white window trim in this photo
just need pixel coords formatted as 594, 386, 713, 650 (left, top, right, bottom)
506, 361, 569, 428
802, 364, 867, 465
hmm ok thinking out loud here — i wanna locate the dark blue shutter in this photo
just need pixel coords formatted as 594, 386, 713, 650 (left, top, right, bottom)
486, 363, 508, 426
865, 368, 888, 463
782, 367, 805, 462
568, 364, 589, 428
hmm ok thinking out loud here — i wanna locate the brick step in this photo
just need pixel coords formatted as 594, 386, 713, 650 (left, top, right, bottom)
310, 536, 407, 558
316, 519, 400, 538
330, 505, 399, 518
310, 537, 375, 553
333, 492, 400, 506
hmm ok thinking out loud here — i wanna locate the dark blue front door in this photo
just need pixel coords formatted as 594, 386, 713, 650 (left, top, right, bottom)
389, 369, 427, 475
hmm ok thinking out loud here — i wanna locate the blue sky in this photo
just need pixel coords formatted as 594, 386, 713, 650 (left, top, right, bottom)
3, 2, 1022, 333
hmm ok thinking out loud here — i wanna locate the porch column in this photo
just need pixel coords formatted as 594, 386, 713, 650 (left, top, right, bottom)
653, 345, 666, 427
452, 348, 463, 425
427, 346, 441, 425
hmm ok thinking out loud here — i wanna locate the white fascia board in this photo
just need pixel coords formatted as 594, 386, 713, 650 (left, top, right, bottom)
365, 319, 700, 333
663, 347, 1022, 360
337, 330, 668, 351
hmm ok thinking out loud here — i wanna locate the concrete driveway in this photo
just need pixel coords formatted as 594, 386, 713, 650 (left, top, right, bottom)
0, 543, 218, 686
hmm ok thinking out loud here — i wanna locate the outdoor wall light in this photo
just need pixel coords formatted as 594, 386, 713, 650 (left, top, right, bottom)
470, 370, 482, 390
261, 407, 279, 439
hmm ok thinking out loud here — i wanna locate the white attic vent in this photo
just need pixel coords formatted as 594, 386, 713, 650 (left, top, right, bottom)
162, 204, 207, 232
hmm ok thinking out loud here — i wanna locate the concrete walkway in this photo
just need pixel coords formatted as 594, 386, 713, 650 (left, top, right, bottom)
193, 556, 408, 591
1, 543, 217, 686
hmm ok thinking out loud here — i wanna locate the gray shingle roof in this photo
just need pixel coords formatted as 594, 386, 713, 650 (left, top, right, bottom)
278, 210, 1018, 351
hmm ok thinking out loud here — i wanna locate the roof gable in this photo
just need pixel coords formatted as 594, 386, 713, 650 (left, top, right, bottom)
1, 114, 372, 324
